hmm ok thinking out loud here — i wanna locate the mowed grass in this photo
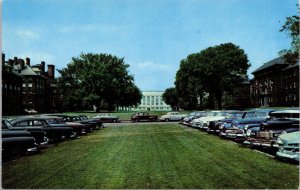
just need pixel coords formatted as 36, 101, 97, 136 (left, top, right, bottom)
2, 124, 299, 189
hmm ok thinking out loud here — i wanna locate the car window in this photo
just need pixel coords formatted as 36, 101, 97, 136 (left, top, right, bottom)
33, 120, 46, 126
47, 119, 59, 124
14, 121, 30, 127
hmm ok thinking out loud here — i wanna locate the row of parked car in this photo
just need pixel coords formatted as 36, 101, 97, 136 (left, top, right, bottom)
180, 108, 299, 163
1, 114, 109, 161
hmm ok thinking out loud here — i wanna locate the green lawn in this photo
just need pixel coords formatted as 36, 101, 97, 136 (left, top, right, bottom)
2, 124, 299, 189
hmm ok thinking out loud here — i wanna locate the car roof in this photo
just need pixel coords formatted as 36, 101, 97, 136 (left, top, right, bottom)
270, 109, 300, 114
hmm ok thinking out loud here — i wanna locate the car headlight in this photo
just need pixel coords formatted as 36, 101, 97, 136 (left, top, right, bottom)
220, 124, 224, 129
244, 125, 249, 130
246, 129, 251, 137
277, 137, 284, 145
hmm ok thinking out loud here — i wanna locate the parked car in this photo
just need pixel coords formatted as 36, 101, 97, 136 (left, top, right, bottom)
207, 111, 246, 134
159, 112, 188, 122
276, 131, 300, 162
46, 114, 94, 132
40, 114, 87, 136
2, 129, 37, 160
78, 115, 104, 129
130, 112, 158, 122
181, 111, 207, 125
219, 109, 275, 139
2, 119, 48, 145
93, 113, 119, 123
221, 117, 266, 141
10, 116, 75, 142
190, 111, 228, 129
250, 109, 299, 148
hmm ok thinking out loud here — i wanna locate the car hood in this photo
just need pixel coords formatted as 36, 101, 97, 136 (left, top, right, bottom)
279, 131, 300, 144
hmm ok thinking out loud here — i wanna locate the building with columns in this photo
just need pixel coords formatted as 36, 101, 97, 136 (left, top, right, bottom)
118, 91, 172, 111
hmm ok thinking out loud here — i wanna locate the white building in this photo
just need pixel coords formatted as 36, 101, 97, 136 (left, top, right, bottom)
118, 91, 172, 111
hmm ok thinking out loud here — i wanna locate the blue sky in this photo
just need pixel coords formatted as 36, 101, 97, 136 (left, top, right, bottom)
2, 0, 298, 91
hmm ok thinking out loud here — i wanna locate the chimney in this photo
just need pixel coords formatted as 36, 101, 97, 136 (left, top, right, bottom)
47, 64, 55, 79
2, 53, 5, 66
14, 57, 18, 65
8, 59, 13, 66
26, 57, 30, 66
41, 61, 45, 73
19, 59, 25, 70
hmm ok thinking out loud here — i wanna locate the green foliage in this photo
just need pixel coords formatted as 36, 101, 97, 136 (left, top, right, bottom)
2, 124, 298, 189
279, 14, 300, 64
175, 43, 250, 109
162, 87, 179, 110
57, 53, 142, 111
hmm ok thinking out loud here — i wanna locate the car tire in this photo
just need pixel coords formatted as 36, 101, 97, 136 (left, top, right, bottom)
165, 118, 170, 122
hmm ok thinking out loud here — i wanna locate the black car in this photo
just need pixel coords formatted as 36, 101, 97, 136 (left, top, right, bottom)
2, 119, 48, 145
10, 116, 74, 142
2, 129, 36, 160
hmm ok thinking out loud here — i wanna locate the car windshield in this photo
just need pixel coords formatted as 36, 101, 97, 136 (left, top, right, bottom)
226, 113, 244, 119
206, 112, 221, 116
195, 112, 207, 117
245, 111, 268, 118
189, 112, 196, 116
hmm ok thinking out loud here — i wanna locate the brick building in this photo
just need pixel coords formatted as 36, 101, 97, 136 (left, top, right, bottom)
250, 57, 299, 107
2, 53, 58, 115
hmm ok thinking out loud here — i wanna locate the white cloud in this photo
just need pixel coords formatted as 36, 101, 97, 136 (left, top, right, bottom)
130, 61, 173, 72
15, 29, 40, 40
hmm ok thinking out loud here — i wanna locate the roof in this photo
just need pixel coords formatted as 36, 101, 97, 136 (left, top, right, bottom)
12, 65, 38, 76
282, 61, 300, 71
252, 57, 287, 74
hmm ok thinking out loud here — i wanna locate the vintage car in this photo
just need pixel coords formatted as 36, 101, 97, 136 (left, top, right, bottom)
130, 112, 158, 122
221, 117, 266, 141
46, 114, 95, 132
78, 115, 104, 129
219, 109, 274, 138
207, 111, 246, 134
10, 116, 75, 142
276, 131, 300, 162
190, 111, 228, 129
40, 114, 87, 136
93, 113, 119, 123
181, 111, 207, 125
2, 129, 37, 160
250, 109, 299, 148
2, 119, 48, 145
159, 112, 188, 122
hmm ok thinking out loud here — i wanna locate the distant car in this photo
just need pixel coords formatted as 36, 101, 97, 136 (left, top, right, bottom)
2, 129, 37, 160
181, 111, 207, 125
159, 112, 188, 122
190, 111, 228, 129
45, 114, 94, 132
10, 116, 75, 141
93, 113, 119, 123
130, 112, 158, 122
276, 131, 300, 162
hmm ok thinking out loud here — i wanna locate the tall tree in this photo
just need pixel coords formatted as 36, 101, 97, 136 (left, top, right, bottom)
175, 43, 250, 110
279, 14, 299, 64
162, 87, 179, 110
57, 53, 142, 111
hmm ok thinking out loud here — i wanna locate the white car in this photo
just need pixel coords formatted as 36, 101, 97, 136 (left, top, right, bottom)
159, 112, 188, 121
191, 111, 228, 129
